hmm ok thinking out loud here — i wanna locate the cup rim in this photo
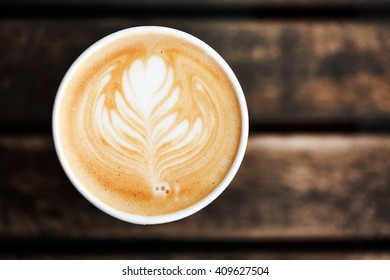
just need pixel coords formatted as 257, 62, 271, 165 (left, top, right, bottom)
52, 26, 249, 225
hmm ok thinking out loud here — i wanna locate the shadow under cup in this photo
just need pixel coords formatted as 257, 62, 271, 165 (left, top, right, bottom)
52, 26, 248, 225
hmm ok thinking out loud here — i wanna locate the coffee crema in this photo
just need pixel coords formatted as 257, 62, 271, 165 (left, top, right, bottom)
57, 30, 242, 216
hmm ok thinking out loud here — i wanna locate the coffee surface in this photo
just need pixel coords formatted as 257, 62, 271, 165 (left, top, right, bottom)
57, 30, 242, 216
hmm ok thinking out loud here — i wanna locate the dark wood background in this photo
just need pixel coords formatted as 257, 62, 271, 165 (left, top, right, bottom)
1, 0, 390, 259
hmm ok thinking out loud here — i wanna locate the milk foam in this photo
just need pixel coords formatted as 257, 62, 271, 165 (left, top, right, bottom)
57, 31, 242, 216
93, 55, 208, 196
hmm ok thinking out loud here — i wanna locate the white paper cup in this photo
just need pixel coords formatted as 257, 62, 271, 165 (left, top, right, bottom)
52, 26, 248, 225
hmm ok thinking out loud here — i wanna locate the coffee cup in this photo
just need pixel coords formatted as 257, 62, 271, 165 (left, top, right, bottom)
53, 26, 248, 224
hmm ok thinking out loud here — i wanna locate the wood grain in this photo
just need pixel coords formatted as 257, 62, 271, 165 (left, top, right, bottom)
1, 20, 390, 130
1, 135, 390, 240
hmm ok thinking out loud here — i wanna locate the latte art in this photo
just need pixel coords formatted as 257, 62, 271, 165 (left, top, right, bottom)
56, 30, 242, 216
90, 55, 215, 197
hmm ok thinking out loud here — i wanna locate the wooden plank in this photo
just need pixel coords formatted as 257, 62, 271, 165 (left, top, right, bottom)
1, 0, 390, 7
1, 135, 390, 239
2, 239, 389, 258
1, 20, 390, 130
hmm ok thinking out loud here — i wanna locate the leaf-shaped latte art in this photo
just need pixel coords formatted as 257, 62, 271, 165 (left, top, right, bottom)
92, 55, 214, 197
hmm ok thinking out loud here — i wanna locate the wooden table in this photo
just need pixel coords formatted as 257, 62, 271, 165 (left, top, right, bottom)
1, 0, 390, 259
